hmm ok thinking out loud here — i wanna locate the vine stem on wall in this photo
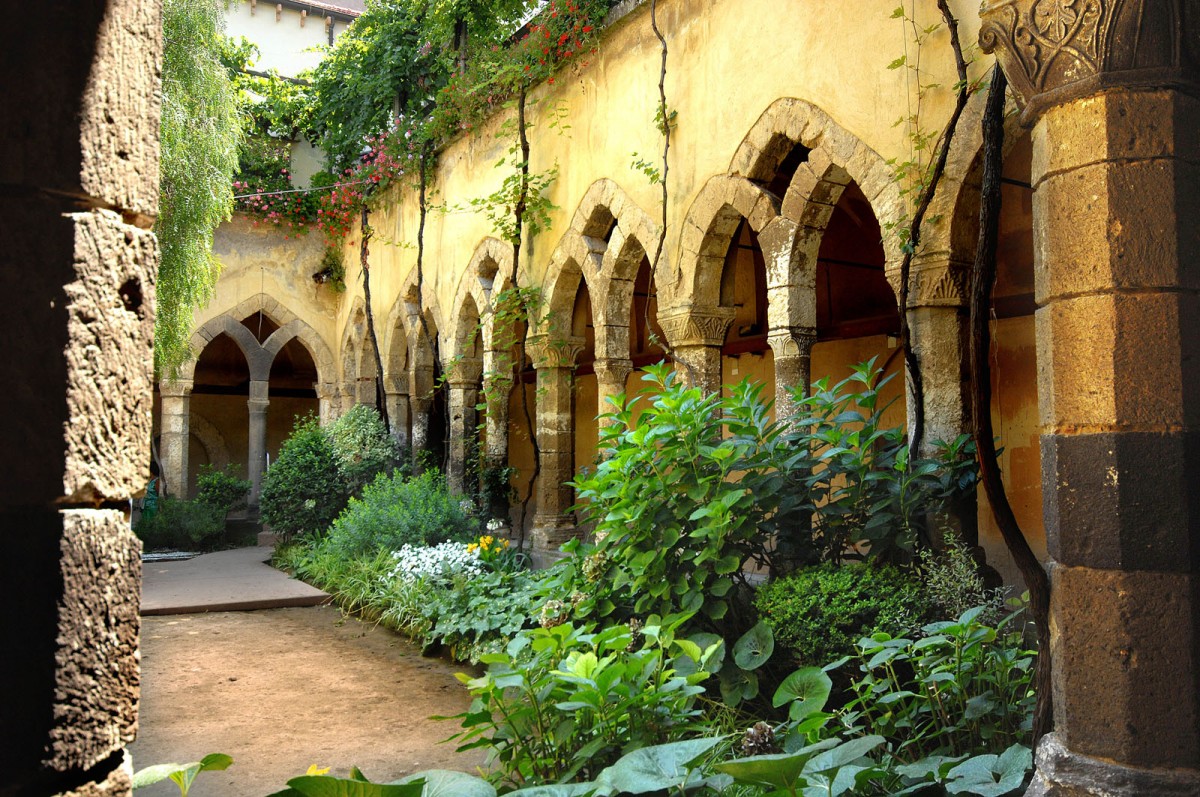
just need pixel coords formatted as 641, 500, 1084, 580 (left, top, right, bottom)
512, 82, 539, 549
969, 63, 1053, 744
898, 0, 970, 454
359, 205, 390, 434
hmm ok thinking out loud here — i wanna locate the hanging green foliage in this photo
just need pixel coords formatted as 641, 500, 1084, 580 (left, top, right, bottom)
156, 0, 243, 377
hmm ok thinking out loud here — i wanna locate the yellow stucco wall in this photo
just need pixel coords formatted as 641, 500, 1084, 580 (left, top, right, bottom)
192, 0, 1046, 576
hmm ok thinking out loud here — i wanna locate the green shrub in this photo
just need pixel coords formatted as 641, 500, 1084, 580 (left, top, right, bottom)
570, 361, 977, 642
260, 415, 344, 539
326, 404, 402, 498
838, 606, 1036, 763
194, 463, 251, 516
135, 496, 226, 550
571, 366, 803, 633
449, 619, 719, 788
785, 360, 978, 564
412, 567, 552, 662
754, 562, 932, 668
324, 469, 478, 557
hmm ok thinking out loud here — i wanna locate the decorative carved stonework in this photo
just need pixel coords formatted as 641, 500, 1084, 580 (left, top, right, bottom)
980, 0, 1198, 121
594, 358, 634, 387
908, 263, 972, 307
528, 334, 586, 369
658, 307, 736, 348
159, 379, 193, 398
767, 328, 818, 359
445, 357, 483, 387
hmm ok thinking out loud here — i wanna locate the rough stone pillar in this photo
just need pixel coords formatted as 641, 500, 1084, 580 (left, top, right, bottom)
384, 393, 411, 450
659, 308, 735, 396
247, 380, 270, 506
594, 357, 633, 426
482, 347, 513, 468
982, 4, 1200, 792
446, 381, 479, 495
767, 328, 816, 421
339, 380, 357, 414
159, 379, 192, 499
316, 382, 339, 426
529, 335, 584, 556
410, 396, 432, 473
901, 256, 973, 456
0, 2, 160, 794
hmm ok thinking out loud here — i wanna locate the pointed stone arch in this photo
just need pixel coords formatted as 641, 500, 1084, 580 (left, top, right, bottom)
728, 97, 904, 272
183, 293, 335, 385
468, 236, 515, 299
676, 174, 784, 312
553, 180, 662, 363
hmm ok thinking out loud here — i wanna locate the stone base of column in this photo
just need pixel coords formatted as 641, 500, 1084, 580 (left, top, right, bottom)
530, 513, 577, 562
1026, 734, 1200, 797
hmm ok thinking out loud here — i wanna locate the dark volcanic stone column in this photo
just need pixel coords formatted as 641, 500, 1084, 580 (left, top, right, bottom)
982, 2, 1200, 793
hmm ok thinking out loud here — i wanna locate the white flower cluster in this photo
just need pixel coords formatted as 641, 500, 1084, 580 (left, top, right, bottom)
388, 541, 482, 584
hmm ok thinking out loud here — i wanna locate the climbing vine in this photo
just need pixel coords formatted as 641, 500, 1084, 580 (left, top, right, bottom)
887, 0, 982, 454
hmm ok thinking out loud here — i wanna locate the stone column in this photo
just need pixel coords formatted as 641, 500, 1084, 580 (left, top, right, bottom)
159, 379, 193, 499
384, 379, 412, 451
982, 4, 1200, 793
0, 2, 160, 794
316, 382, 339, 426
767, 328, 817, 421
409, 364, 434, 472
901, 257, 973, 457
594, 357, 633, 425
409, 396, 432, 473
483, 347, 513, 468
659, 308, 735, 396
446, 378, 480, 495
339, 380, 357, 414
247, 380, 270, 506
529, 335, 584, 557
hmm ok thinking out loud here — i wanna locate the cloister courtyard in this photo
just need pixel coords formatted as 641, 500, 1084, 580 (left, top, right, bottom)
3, 1, 1198, 796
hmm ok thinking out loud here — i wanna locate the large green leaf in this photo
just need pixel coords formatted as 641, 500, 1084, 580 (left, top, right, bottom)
504, 785, 596, 797
718, 661, 759, 706
773, 667, 832, 719
944, 745, 1031, 796
805, 736, 885, 773
280, 775, 425, 797
733, 621, 775, 671
592, 737, 724, 795
133, 753, 233, 795
391, 770, 495, 797
716, 749, 818, 791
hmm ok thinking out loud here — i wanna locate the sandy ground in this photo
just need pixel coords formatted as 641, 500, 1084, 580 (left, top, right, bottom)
127, 605, 487, 796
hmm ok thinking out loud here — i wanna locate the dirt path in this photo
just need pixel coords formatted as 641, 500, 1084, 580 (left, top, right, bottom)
128, 605, 486, 796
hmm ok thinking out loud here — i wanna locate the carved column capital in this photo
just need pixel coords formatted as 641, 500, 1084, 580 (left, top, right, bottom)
383, 373, 409, 394
528, 334, 585, 370
594, 357, 634, 386
980, 0, 1199, 122
767, 328, 818, 360
904, 258, 973, 308
159, 379, 193, 399
445, 357, 483, 388
658, 307, 736, 348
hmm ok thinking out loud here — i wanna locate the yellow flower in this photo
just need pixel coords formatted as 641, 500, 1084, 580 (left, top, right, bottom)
466, 543, 478, 553
306, 765, 331, 776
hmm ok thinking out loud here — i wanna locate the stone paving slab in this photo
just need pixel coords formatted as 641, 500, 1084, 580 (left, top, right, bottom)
141, 546, 330, 615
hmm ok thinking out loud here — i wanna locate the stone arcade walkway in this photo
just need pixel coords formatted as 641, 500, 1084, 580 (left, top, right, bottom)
130, 549, 485, 796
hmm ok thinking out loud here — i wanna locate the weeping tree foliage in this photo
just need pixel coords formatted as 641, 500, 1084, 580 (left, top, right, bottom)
156, 0, 243, 377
